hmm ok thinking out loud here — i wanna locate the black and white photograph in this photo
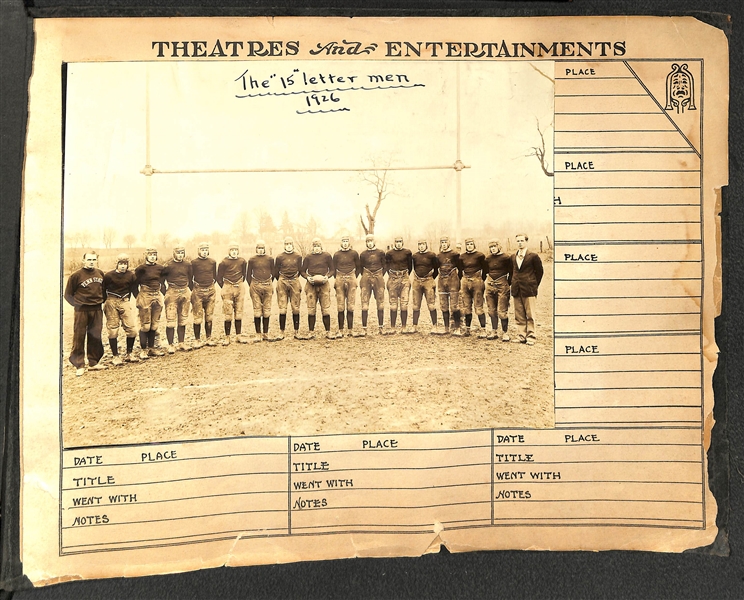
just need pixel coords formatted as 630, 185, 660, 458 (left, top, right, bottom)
61, 58, 555, 446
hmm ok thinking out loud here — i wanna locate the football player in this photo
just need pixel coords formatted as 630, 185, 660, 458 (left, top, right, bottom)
359, 234, 387, 336
102, 253, 139, 365
410, 239, 439, 334
216, 242, 248, 345
163, 245, 194, 352
385, 236, 413, 334
134, 248, 166, 358
190, 242, 218, 348
333, 234, 361, 338
301, 238, 335, 340
273, 236, 303, 340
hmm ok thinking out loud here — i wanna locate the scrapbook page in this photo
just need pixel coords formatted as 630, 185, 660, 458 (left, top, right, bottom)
19, 16, 727, 585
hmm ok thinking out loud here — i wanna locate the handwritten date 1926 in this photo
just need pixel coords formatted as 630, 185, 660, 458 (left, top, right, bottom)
305, 93, 340, 107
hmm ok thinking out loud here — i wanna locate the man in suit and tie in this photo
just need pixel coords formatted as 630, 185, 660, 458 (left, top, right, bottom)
510, 234, 544, 346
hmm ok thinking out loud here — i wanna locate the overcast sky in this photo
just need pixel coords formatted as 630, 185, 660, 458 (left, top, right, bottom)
63, 59, 553, 248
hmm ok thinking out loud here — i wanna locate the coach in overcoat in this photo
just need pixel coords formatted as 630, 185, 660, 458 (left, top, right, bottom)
510, 234, 544, 345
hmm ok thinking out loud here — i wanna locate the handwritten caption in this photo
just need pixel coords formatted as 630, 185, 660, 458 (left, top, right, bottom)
234, 67, 425, 115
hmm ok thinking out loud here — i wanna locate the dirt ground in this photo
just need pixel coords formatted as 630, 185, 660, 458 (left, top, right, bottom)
62, 262, 554, 447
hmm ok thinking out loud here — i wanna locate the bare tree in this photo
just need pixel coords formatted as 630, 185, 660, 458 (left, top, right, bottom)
233, 211, 252, 243
102, 227, 116, 249
64, 231, 76, 249
423, 219, 450, 246
258, 210, 278, 240
294, 217, 319, 256
123, 234, 136, 249
526, 118, 554, 177
359, 160, 394, 235
73, 229, 92, 248
281, 211, 295, 238
157, 231, 171, 250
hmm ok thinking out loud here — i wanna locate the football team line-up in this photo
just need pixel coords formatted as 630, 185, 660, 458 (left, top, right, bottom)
64, 233, 544, 377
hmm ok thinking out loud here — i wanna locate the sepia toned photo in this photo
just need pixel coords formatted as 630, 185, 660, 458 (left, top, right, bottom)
17, 16, 727, 584
61, 59, 555, 447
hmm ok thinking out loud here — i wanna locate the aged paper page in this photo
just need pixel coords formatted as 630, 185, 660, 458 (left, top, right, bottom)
20, 16, 726, 585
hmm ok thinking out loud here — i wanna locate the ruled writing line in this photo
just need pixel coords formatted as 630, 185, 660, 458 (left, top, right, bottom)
554, 313, 701, 317
555, 150, 697, 154
62, 470, 290, 491
555, 186, 700, 190
554, 259, 702, 263
556, 352, 700, 357
63, 451, 290, 469
62, 507, 290, 529
556, 221, 700, 224
557, 204, 700, 207
555, 169, 698, 173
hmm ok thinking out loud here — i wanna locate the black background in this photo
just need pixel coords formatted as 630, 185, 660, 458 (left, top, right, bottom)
2, 1, 742, 598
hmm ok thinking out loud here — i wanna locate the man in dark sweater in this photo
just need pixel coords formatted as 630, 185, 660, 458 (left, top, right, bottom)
411, 239, 439, 334
135, 248, 167, 359
64, 251, 106, 375
511, 233, 544, 345
190, 242, 218, 348
359, 234, 387, 336
385, 236, 413, 334
217, 242, 248, 345
301, 238, 335, 340
333, 234, 360, 338
273, 237, 303, 340
436, 236, 462, 335
102, 253, 139, 366
163, 245, 194, 353
247, 240, 275, 342
484, 239, 513, 341
458, 237, 487, 337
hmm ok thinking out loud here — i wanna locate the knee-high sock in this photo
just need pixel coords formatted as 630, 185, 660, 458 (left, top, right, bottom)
478, 314, 486, 328
139, 330, 148, 350
453, 310, 461, 328
430, 310, 438, 326
234, 319, 242, 335
490, 314, 498, 330
347, 312, 354, 330
390, 310, 397, 327
442, 311, 450, 329
362, 310, 368, 327
148, 329, 157, 348
308, 314, 316, 331
205, 321, 212, 338
412, 310, 420, 325
109, 337, 118, 356
501, 318, 509, 332
126, 336, 135, 354
193, 323, 201, 340
322, 315, 331, 331
224, 321, 232, 336
377, 309, 385, 327
166, 327, 175, 345
262, 317, 270, 334
401, 310, 408, 326
254, 317, 261, 333
177, 325, 186, 343
292, 313, 300, 331
465, 313, 472, 327
338, 311, 345, 330
279, 313, 287, 331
